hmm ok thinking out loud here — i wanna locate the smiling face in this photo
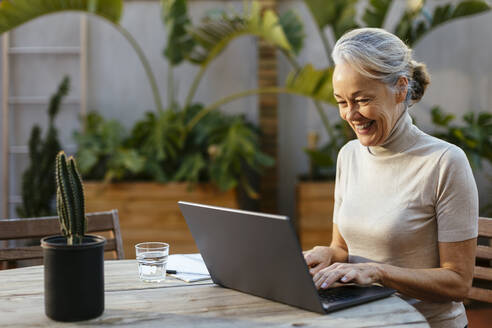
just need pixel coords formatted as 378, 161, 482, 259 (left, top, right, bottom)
333, 62, 407, 147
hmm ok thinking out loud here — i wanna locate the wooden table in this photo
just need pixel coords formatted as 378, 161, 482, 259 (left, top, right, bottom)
0, 260, 430, 327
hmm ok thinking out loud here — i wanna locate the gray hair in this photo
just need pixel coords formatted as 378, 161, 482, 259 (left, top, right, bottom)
332, 28, 430, 106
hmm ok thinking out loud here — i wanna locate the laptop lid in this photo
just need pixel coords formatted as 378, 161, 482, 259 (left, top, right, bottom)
178, 201, 395, 314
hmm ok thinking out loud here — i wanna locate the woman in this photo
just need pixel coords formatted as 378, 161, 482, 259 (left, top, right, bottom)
303, 28, 478, 328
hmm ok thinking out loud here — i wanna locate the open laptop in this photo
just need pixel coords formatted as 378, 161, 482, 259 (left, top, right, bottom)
178, 201, 395, 313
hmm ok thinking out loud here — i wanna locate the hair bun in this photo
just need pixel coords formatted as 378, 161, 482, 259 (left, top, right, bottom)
410, 60, 431, 104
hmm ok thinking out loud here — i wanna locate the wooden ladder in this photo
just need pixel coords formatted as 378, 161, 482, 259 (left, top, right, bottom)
1, 15, 88, 219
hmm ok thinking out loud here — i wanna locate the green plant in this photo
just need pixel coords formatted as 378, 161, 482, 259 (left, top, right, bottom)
430, 106, 492, 215
77, 107, 274, 196
294, 0, 491, 179
1, 0, 290, 198
73, 112, 145, 183
161, 0, 489, 181
431, 106, 492, 170
76, 1, 298, 196
76, 0, 489, 190
55, 151, 86, 245
17, 76, 69, 217
304, 120, 355, 180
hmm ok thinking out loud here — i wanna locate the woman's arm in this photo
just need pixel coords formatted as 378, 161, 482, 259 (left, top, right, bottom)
304, 224, 349, 275
378, 238, 476, 302
313, 238, 476, 302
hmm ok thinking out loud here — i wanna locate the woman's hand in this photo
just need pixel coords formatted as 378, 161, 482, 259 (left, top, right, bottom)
313, 262, 383, 289
303, 246, 336, 276
304, 225, 349, 278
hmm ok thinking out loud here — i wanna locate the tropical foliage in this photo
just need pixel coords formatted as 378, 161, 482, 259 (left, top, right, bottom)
295, 0, 490, 178
75, 1, 299, 196
304, 121, 355, 180
73, 112, 145, 183
76, 109, 273, 197
431, 107, 492, 170
158, 0, 490, 180
0, 0, 122, 33
3, 0, 490, 199
430, 107, 492, 215
0, 1, 295, 198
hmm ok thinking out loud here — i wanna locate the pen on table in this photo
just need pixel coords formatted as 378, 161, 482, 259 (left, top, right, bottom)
166, 270, 208, 275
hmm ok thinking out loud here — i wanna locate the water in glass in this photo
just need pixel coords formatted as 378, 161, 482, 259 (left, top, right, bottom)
137, 251, 168, 282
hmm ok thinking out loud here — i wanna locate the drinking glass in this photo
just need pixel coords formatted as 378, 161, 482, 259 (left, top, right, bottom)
135, 242, 169, 282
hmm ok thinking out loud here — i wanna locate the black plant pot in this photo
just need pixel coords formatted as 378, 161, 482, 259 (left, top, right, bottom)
41, 235, 106, 322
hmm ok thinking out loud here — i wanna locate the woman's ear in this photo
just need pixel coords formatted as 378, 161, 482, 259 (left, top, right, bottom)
395, 76, 408, 104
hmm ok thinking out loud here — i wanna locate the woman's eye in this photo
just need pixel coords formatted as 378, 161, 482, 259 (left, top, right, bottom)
337, 101, 347, 106
357, 98, 370, 104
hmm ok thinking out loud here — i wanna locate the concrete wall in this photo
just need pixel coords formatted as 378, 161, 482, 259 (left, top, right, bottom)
1, 0, 491, 219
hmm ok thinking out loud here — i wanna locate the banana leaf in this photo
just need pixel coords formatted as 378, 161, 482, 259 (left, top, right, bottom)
284, 64, 337, 105
362, 0, 392, 28
278, 9, 305, 55
0, 0, 123, 34
188, 1, 293, 66
161, 0, 195, 65
303, 0, 358, 39
395, 0, 490, 46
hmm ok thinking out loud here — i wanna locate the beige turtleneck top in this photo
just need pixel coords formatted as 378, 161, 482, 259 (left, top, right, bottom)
333, 110, 478, 328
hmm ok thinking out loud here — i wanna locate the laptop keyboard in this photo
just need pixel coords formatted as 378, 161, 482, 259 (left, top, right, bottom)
318, 286, 363, 303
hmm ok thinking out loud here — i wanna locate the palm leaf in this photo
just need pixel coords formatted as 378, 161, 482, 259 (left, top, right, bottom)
188, 1, 293, 66
0, 0, 123, 34
431, 106, 455, 127
278, 9, 305, 55
161, 0, 195, 65
393, 0, 424, 46
362, 0, 392, 28
284, 64, 337, 105
395, 0, 490, 46
452, 1, 491, 19
303, 0, 358, 40
303, 0, 336, 30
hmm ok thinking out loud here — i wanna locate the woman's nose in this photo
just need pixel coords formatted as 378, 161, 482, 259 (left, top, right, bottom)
345, 103, 360, 121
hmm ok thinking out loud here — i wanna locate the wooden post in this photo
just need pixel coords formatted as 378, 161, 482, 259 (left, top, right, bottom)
1, 33, 9, 269
258, 0, 278, 214
2, 33, 10, 220
80, 15, 88, 129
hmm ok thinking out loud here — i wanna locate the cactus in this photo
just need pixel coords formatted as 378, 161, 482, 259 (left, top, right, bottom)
17, 76, 69, 218
55, 151, 87, 245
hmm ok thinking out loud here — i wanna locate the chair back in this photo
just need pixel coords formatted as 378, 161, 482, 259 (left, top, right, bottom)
0, 210, 124, 269
468, 217, 492, 303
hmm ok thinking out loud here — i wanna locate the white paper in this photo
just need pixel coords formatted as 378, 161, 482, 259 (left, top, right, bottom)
166, 253, 211, 282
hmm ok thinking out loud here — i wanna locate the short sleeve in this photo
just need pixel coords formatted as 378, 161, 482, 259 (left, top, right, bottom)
435, 146, 478, 242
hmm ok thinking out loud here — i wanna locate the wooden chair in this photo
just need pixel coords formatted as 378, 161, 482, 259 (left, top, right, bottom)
468, 217, 492, 302
0, 210, 124, 269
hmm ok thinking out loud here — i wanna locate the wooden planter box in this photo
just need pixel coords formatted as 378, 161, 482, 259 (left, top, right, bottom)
85, 182, 237, 258
296, 181, 335, 251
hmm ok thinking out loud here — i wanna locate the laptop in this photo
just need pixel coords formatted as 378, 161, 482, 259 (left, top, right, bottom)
177, 201, 395, 313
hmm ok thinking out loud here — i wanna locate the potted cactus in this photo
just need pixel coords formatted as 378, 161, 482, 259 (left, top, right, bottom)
41, 151, 106, 322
